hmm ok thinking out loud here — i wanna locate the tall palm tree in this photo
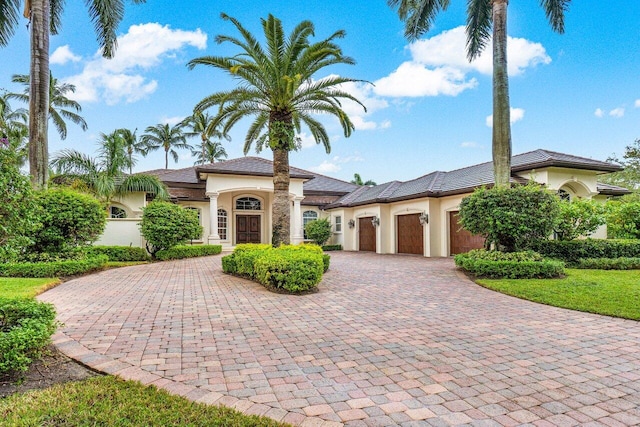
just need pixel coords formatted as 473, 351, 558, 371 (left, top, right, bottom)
188, 13, 366, 246
388, 0, 570, 187
9, 73, 87, 140
181, 110, 230, 164
0, 92, 29, 165
117, 128, 146, 174
140, 123, 192, 169
0, 0, 145, 189
191, 140, 228, 165
351, 173, 377, 186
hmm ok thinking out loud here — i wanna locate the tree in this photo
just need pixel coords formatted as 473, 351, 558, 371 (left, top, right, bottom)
388, 0, 570, 187
0, 0, 146, 189
117, 128, 147, 174
350, 173, 376, 186
601, 139, 640, 191
141, 123, 192, 169
554, 199, 606, 241
0, 91, 28, 166
606, 198, 640, 239
191, 140, 228, 165
181, 110, 230, 164
140, 200, 202, 256
304, 218, 332, 246
188, 14, 365, 246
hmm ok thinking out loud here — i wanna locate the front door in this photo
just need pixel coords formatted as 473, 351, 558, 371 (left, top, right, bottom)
359, 217, 376, 252
236, 215, 261, 244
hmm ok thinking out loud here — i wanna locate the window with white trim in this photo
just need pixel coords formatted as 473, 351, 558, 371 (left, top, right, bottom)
218, 209, 228, 240
558, 189, 571, 202
334, 215, 342, 232
236, 197, 261, 210
303, 210, 318, 239
109, 206, 127, 219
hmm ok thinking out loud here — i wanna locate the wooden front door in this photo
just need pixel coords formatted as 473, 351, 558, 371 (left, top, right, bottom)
236, 215, 261, 244
397, 214, 424, 255
449, 211, 485, 255
359, 217, 376, 252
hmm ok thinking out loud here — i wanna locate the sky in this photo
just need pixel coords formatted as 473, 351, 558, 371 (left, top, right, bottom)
1, 1, 639, 184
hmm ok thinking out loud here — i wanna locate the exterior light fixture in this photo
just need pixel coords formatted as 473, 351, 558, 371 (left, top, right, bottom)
419, 212, 429, 225
348, 219, 356, 229
371, 216, 380, 227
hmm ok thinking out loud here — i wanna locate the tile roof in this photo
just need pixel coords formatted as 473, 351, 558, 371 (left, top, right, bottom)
511, 149, 621, 173
143, 167, 200, 184
596, 182, 633, 196
196, 157, 315, 179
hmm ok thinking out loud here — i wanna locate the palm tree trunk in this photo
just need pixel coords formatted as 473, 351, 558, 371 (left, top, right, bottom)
164, 149, 168, 169
492, 0, 511, 188
28, 0, 50, 189
272, 146, 291, 247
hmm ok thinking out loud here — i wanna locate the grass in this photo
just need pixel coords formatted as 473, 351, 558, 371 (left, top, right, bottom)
477, 269, 640, 320
0, 376, 290, 426
0, 277, 60, 298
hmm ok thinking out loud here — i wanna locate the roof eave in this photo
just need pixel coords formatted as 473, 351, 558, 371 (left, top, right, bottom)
512, 161, 622, 174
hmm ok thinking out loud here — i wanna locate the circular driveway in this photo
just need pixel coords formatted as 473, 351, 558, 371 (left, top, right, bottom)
40, 252, 640, 426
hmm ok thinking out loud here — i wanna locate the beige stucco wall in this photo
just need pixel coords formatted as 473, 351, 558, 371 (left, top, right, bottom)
96, 219, 144, 247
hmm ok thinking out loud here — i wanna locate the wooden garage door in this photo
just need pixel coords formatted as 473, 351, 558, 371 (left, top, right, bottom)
449, 211, 485, 255
359, 217, 376, 252
397, 214, 423, 255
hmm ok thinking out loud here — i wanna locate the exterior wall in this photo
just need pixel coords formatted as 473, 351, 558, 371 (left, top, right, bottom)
96, 219, 144, 247
515, 167, 599, 196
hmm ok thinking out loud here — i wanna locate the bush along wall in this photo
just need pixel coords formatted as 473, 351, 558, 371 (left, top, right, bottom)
0, 255, 109, 278
155, 245, 222, 261
530, 239, 640, 266
85, 246, 150, 262
454, 249, 565, 279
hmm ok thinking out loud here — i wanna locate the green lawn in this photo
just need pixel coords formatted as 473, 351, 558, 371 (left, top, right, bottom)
0, 277, 60, 298
477, 269, 640, 320
0, 376, 290, 426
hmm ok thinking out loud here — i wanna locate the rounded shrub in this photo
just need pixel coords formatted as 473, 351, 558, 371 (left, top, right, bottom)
140, 201, 203, 256
304, 219, 332, 246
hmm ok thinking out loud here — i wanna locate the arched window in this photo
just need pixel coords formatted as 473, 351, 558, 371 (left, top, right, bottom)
236, 197, 261, 210
218, 209, 228, 240
109, 206, 127, 219
557, 189, 571, 202
303, 210, 318, 239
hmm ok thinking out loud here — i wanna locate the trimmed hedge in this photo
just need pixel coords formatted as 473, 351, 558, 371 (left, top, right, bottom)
0, 255, 109, 278
155, 245, 222, 261
576, 257, 640, 270
86, 246, 150, 262
455, 250, 565, 279
321, 244, 342, 251
530, 239, 640, 265
0, 298, 58, 374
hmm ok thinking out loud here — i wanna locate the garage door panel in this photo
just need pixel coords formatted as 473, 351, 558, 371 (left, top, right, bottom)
397, 214, 423, 255
449, 211, 484, 255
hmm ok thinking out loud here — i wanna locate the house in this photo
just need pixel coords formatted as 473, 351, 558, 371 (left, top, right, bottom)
97, 149, 629, 256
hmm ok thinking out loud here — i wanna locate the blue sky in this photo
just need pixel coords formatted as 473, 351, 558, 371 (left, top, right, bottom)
1, 1, 638, 184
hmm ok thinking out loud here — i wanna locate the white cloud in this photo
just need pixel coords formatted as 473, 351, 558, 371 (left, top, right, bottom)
460, 141, 480, 148
635, 99, 640, 108
486, 107, 525, 127
63, 23, 207, 105
309, 155, 363, 174
594, 108, 604, 118
51, 45, 81, 65
374, 63, 477, 97
609, 107, 625, 118
160, 115, 185, 126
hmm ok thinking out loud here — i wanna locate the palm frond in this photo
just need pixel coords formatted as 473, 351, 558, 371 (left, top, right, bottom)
541, 0, 570, 34
466, 0, 493, 61
388, 0, 451, 41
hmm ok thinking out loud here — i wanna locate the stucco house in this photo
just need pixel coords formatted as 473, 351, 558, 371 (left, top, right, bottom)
97, 149, 629, 257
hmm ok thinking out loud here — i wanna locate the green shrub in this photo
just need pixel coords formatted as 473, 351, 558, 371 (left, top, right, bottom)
221, 254, 237, 274
31, 188, 106, 254
530, 239, 640, 265
606, 200, 640, 239
140, 201, 203, 256
576, 257, 640, 270
0, 298, 58, 374
459, 184, 560, 252
85, 246, 150, 262
254, 249, 324, 293
155, 245, 222, 261
554, 199, 606, 241
454, 249, 564, 279
231, 244, 272, 278
322, 254, 330, 272
321, 244, 342, 251
304, 219, 332, 246
0, 255, 108, 278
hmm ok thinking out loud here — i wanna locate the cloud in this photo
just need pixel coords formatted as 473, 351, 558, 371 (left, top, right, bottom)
63, 23, 207, 105
51, 45, 81, 65
333, 78, 390, 131
160, 115, 185, 126
635, 99, 640, 108
486, 107, 525, 127
309, 155, 363, 174
594, 108, 604, 118
460, 141, 480, 148
609, 108, 625, 118
374, 63, 477, 97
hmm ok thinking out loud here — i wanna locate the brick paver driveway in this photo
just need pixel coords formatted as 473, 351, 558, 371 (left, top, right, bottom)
40, 252, 640, 426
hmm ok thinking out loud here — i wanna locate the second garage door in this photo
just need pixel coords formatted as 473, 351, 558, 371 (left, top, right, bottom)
449, 211, 485, 255
397, 214, 424, 255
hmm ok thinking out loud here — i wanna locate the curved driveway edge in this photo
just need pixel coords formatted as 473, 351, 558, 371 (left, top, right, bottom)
40, 252, 640, 426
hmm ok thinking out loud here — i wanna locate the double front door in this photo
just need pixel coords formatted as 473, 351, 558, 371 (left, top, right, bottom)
236, 215, 261, 244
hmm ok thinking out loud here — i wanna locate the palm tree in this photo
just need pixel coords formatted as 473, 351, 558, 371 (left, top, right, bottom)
140, 123, 192, 169
50, 130, 168, 202
0, 92, 29, 166
181, 110, 230, 164
188, 13, 366, 246
9, 73, 87, 140
0, 0, 145, 189
351, 173, 377, 186
117, 128, 146, 174
388, 0, 570, 187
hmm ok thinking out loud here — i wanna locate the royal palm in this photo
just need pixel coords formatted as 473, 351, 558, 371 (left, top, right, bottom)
141, 123, 192, 169
181, 111, 230, 164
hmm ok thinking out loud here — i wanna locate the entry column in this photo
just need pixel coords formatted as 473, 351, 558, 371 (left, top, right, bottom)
292, 196, 304, 244
206, 191, 221, 244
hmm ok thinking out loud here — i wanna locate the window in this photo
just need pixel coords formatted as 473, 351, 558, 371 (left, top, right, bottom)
558, 189, 571, 202
303, 210, 318, 239
218, 209, 228, 240
236, 197, 261, 210
185, 207, 203, 239
334, 215, 342, 232
109, 206, 127, 219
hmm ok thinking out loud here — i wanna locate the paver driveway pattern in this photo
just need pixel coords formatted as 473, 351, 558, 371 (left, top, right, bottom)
40, 252, 640, 426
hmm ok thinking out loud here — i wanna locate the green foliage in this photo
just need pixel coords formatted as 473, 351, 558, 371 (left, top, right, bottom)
155, 245, 222, 261
31, 188, 106, 254
458, 184, 560, 252
606, 200, 640, 239
0, 298, 58, 374
554, 199, 606, 241
601, 139, 640, 191
322, 254, 331, 273
0, 255, 108, 278
321, 244, 343, 251
576, 257, 640, 270
0, 147, 38, 262
85, 246, 150, 262
227, 244, 272, 278
0, 278, 59, 299
304, 219, 332, 246
455, 249, 565, 279
140, 201, 203, 256
530, 239, 640, 265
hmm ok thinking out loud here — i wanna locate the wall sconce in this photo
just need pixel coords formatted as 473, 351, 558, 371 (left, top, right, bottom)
419, 212, 429, 225
348, 219, 355, 229
371, 216, 380, 227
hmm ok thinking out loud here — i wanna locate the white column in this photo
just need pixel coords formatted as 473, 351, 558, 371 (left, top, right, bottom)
292, 196, 304, 244
206, 192, 221, 244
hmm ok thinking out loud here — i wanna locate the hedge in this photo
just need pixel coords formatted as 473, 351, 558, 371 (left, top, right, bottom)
0, 255, 109, 278
530, 239, 640, 265
576, 257, 640, 270
321, 244, 342, 251
454, 250, 565, 279
155, 245, 222, 261
86, 246, 150, 262
0, 298, 58, 374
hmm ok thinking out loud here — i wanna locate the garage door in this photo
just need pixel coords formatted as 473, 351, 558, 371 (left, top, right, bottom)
449, 211, 485, 255
359, 217, 376, 252
397, 214, 423, 255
